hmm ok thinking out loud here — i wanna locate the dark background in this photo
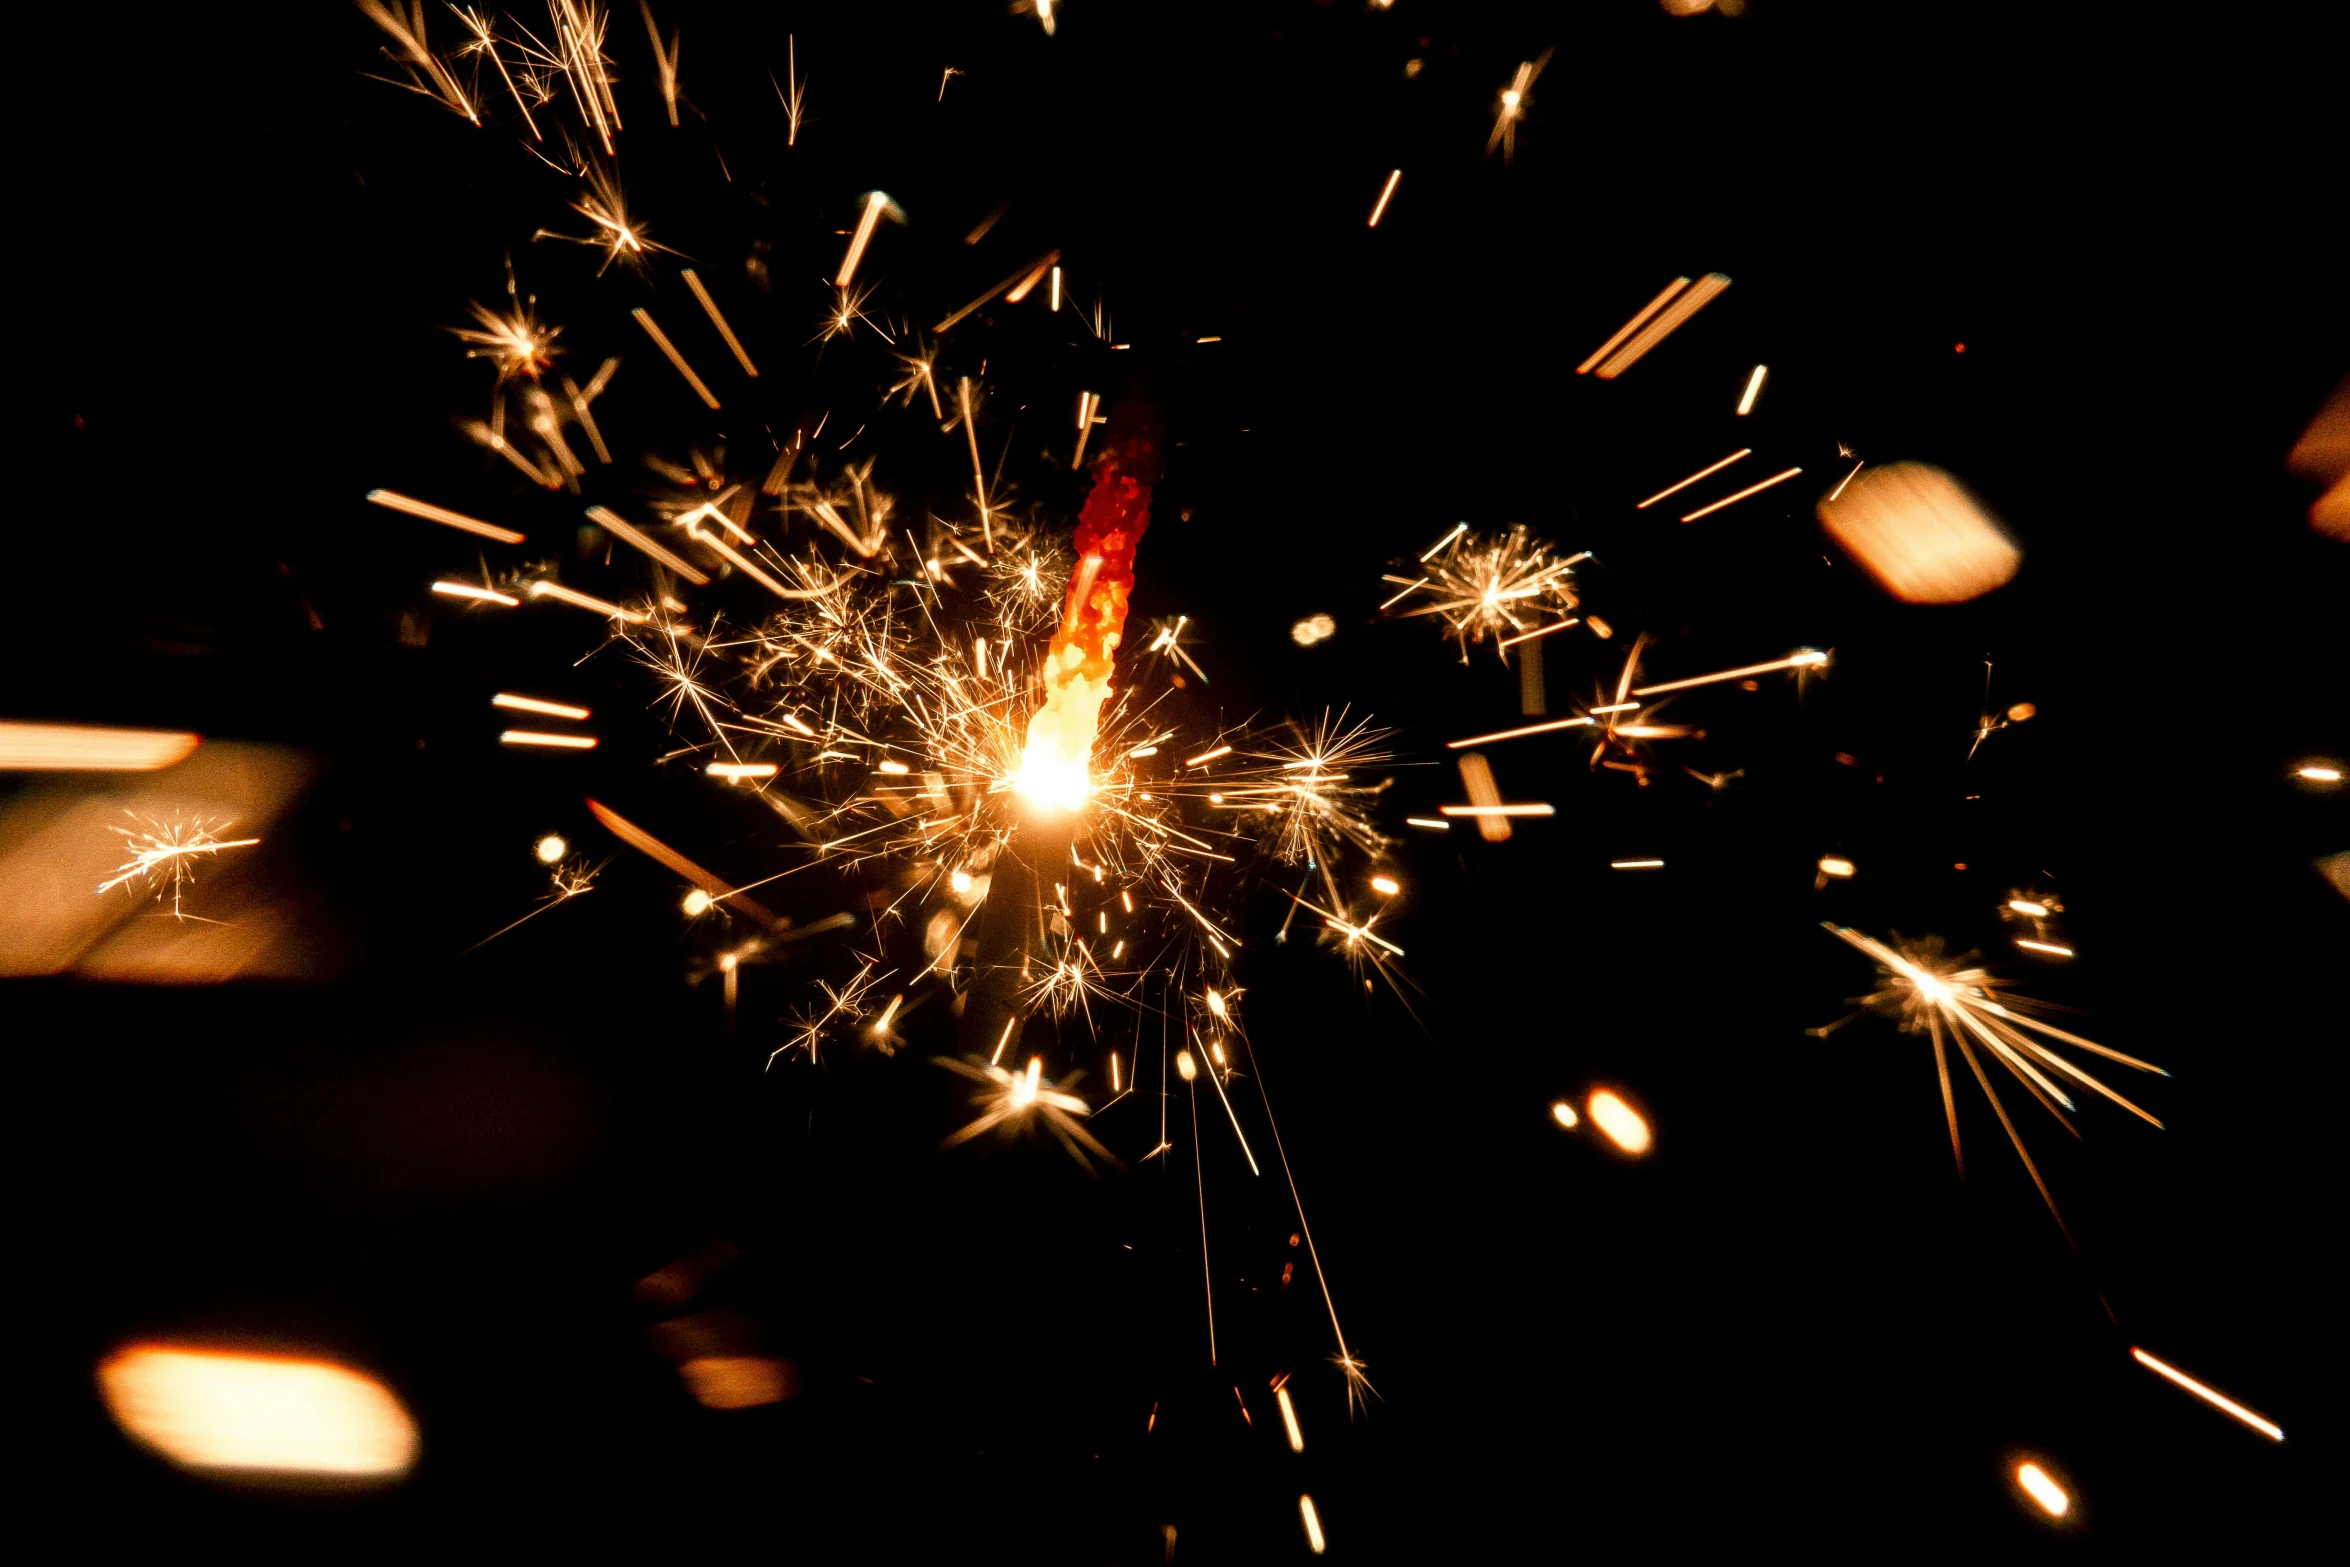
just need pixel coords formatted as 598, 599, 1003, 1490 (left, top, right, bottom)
14, 1, 2341, 1555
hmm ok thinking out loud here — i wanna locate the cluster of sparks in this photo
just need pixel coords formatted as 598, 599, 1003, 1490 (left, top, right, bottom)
98, 814, 260, 921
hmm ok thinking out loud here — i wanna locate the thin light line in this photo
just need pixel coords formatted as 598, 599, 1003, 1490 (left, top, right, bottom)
1679, 465, 1803, 523
2130, 1348, 2284, 1441
1595, 272, 1731, 380
680, 269, 757, 377
1631, 651, 1826, 697
1191, 1076, 1216, 1365
1003, 250, 1058, 303
1366, 168, 1402, 227
708, 762, 779, 779
1576, 278, 1690, 375
367, 489, 524, 544
1440, 804, 1555, 817
500, 730, 597, 749
1405, 817, 1450, 830
2015, 939, 2075, 957
1378, 576, 1429, 610
1636, 449, 1751, 509
937, 251, 1061, 332
585, 506, 711, 584
1418, 522, 1468, 561
1198, 1034, 1261, 1176
834, 191, 887, 288
1589, 701, 1639, 714
432, 581, 518, 606
1828, 460, 1865, 501
527, 581, 650, 624
631, 308, 720, 409
1445, 716, 1595, 749
1736, 364, 1768, 415
493, 693, 590, 720
1184, 745, 1233, 767
1497, 618, 1580, 649
1610, 858, 1665, 869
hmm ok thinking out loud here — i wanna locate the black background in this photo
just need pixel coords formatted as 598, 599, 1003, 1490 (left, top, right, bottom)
14, 1, 2341, 1555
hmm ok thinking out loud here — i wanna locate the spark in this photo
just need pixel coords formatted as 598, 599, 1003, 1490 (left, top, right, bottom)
1370, 875, 1399, 896
500, 730, 597, 749
1445, 716, 1594, 749
835, 190, 891, 289
453, 298, 558, 384
495, 693, 590, 720
1593, 273, 1732, 380
1389, 524, 1586, 660
97, 814, 260, 919
680, 270, 757, 377
2007, 899, 2050, 918
357, 1, 479, 125
1406, 817, 1449, 830
535, 834, 568, 863
1275, 1382, 1305, 1451
0, 722, 198, 772
638, 0, 680, 127
708, 762, 778, 780
935, 250, 1060, 334
1609, 859, 1664, 869
1735, 364, 1769, 415
2129, 1347, 2284, 1441
1184, 745, 1232, 767
1818, 857, 1856, 878
584, 505, 712, 583
2296, 764, 2342, 783
366, 489, 525, 544
527, 580, 650, 623
433, 581, 519, 606
939, 1055, 1111, 1166
771, 36, 806, 147
1439, 804, 1554, 818
1550, 1100, 1580, 1129
1484, 50, 1551, 164
1299, 1495, 1328, 1555
1679, 466, 1805, 523
631, 308, 722, 409
1366, 168, 1402, 227
2016, 1463, 2069, 1518
2014, 939, 2074, 957
1631, 650, 1827, 697
1576, 278, 1690, 376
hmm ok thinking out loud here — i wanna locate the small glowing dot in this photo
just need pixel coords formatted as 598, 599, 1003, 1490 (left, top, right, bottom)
535, 834, 567, 863
682, 889, 712, 916
2006, 701, 2037, 721
1954, 342, 1967, 354
2016, 1462, 2068, 1517
2008, 899, 2049, 918
1370, 875, 1401, 896
1550, 1100, 1579, 1129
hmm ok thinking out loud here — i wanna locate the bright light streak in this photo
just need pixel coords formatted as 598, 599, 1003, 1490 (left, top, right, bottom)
1184, 745, 1233, 767
680, 269, 758, 377
0, 722, 198, 772
1680, 466, 1804, 523
2007, 899, 2049, 917
1576, 277, 1690, 375
1439, 804, 1555, 818
1550, 1100, 1579, 1129
1276, 1384, 1305, 1451
1445, 716, 1595, 749
493, 693, 591, 720
2015, 939, 2074, 957
1049, 266, 1062, 311
1299, 1495, 1327, 1555
630, 308, 722, 409
1589, 702, 1640, 714
1594, 273, 1731, 380
2130, 1348, 2284, 1440
433, 581, 519, 606
1175, 1048, 1198, 1083
1370, 875, 1400, 896
1406, 817, 1450, 830
97, 1345, 419, 1478
2016, 1462, 2068, 1517
1736, 364, 1769, 415
586, 505, 712, 584
366, 488, 525, 544
535, 834, 568, 863
708, 762, 779, 780
935, 250, 1059, 333
1588, 1090, 1651, 1154
586, 798, 781, 927
835, 191, 890, 289
528, 581, 651, 623
1367, 168, 1402, 227
1497, 618, 1580, 649
1632, 651, 1827, 697
1818, 857, 1856, 878
500, 730, 597, 750
1610, 859, 1664, 869
683, 889, 712, 916
1636, 449, 1750, 509
2296, 765, 2342, 783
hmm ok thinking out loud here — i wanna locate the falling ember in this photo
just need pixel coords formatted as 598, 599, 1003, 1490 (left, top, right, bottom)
493, 693, 591, 720
1736, 364, 1769, 415
2295, 764, 2342, 783
1588, 1090, 1651, 1154
2129, 1347, 2284, 1440
500, 730, 597, 750
1819, 857, 1856, 878
2015, 1462, 2069, 1517
1275, 1382, 1305, 1450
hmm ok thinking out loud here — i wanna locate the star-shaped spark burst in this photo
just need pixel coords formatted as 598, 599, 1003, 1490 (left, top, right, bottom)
97, 813, 260, 921
938, 1054, 1112, 1167
1384, 523, 1588, 662
1811, 924, 2166, 1242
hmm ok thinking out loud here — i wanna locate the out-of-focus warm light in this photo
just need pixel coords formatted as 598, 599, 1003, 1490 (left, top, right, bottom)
0, 722, 199, 772
535, 834, 567, 864
2006, 701, 2037, 722
1175, 1049, 1198, 1082
1013, 745, 1090, 813
1588, 1090, 1651, 1154
2016, 1462, 2069, 1517
876, 760, 911, 775
949, 869, 973, 894
2130, 1347, 2284, 1440
1205, 988, 1231, 1021
677, 1356, 796, 1410
1550, 1100, 1580, 1129
500, 730, 597, 750
1736, 364, 1768, 415
1275, 1384, 1305, 1451
1370, 875, 1400, 896
682, 888, 713, 916
1291, 613, 1338, 646
432, 581, 520, 606
2007, 899, 2049, 918
493, 693, 590, 720
1819, 462, 2020, 604
97, 1346, 419, 1479
2295, 764, 2341, 783
1593, 273, 1731, 380
1818, 857, 1856, 878
1299, 1494, 1327, 1555
708, 762, 778, 781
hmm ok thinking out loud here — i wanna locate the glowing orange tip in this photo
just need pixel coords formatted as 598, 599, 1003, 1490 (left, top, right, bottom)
1588, 1090, 1651, 1154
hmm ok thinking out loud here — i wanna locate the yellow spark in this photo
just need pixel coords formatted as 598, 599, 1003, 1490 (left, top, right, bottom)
1445, 715, 1595, 749
433, 581, 519, 606
1610, 859, 1664, 869
2007, 899, 2049, 917
1818, 857, 1856, 878
1588, 1090, 1651, 1154
1275, 1384, 1305, 1451
493, 693, 590, 720
2296, 764, 2341, 783
527, 581, 650, 623
709, 762, 779, 780
1299, 1495, 1327, 1555
585, 505, 712, 584
680, 269, 757, 377
2015, 939, 2074, 957
1370, 875, 1400, 896
500, 731, 597, 749
367, 489, 525, 544
1550, 1100, 1580, 1129
1577, 278, 1690, 375
1736, 364, 1769, 415
358, 0, 479, 126
1594, 273, 1732, 380
835, 190, 892, 289
2016, 1462, 2068, 1517
2129, 1347, 2284, 1441
1638, 452, 1752, 513
534, 834, 568, 863
1680, 466, 1805, 523
1185, 745, 1233, 767
1367, 168, 1402, 227
632, 308, 721, 409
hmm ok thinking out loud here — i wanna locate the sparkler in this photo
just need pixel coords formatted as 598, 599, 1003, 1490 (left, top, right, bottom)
97, 814, 260, 920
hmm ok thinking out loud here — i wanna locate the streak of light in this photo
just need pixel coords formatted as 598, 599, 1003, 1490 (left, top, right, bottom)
585, 798, 782, 926
2015, 939, 2074, 957
357, 1, 478, 125
773, 34, 806, 145
1589, 701, 1640, 714
680, 270, 757, 377
2296, 764, 2342, 783
1109, 1051, 1121, 1093
1633, 441, 1751, 513
1679, 466, 1804, 523
682, 524, 805, 594
528, 581, 651, 623
963, 203, 1007, 245
584, 506, 712, 584
1073, 389, 1101, 469
2016, 1463, 2069, 1517
0, 722, 198, 772
1595, 272, 1733, 380
1819, 857, 1856, 878
991, 1015, 1018, 1067
935, 251, 1060, 333
1002, 252, 1057, 303
1736, 364, 1769, 415
1377, 576, 1429, 610
1445, 716, 1595, 749
630, 308, 721, 409
1439, 804, 1555, 818
1631, 650, 1827, 697
1185, 745, 1233, 767
500, 731, 597, 750
2129, 1347, 2284, 1441
535, 835, 568, 863
2008, 899, 2049, 917
1576, 277, 1691, 375
1299, 1495, 1327, 1555
1367, 169, 1402, 227
1370, 875, 1400, 896
1497, 618, 1580, 648
835, 191, 890, 289
1199, 1033, 1262, 1176
1828, 460, 1865, 501
1276, 1384, 1305, 1451
1610, 859, 1664, 869
433, 581, 518, 606
365, 488, 524, 544
1588, 1090, 1651, 1154
1049, 266, 1062, 311
639, 0, 680, 126
495, 694, 590, 720
709, 762, 779, 780
1407, 817, 1450, 830
1418, 522, 1469, 560
97, 1345, 419, 1478
1550, 1100, 1580, 1129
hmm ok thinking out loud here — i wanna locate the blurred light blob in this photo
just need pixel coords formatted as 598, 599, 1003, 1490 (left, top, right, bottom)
677, 1356, 797, 1410
1550, 1100, 1580, 1129
1291, 613, 1337, 647
0, 721, 198, 771
1299, 1494, 1328, 1554
2286, 374, 2349, 541
98, 1346, 418, 1479
534, 834, 567, 863
2294, 764, 2341, 783
2016, 1461, 2069, 1517
1818, 462, 2020, 604
1588, 1090, 1652, 1154
1818, 857, 1856, 878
